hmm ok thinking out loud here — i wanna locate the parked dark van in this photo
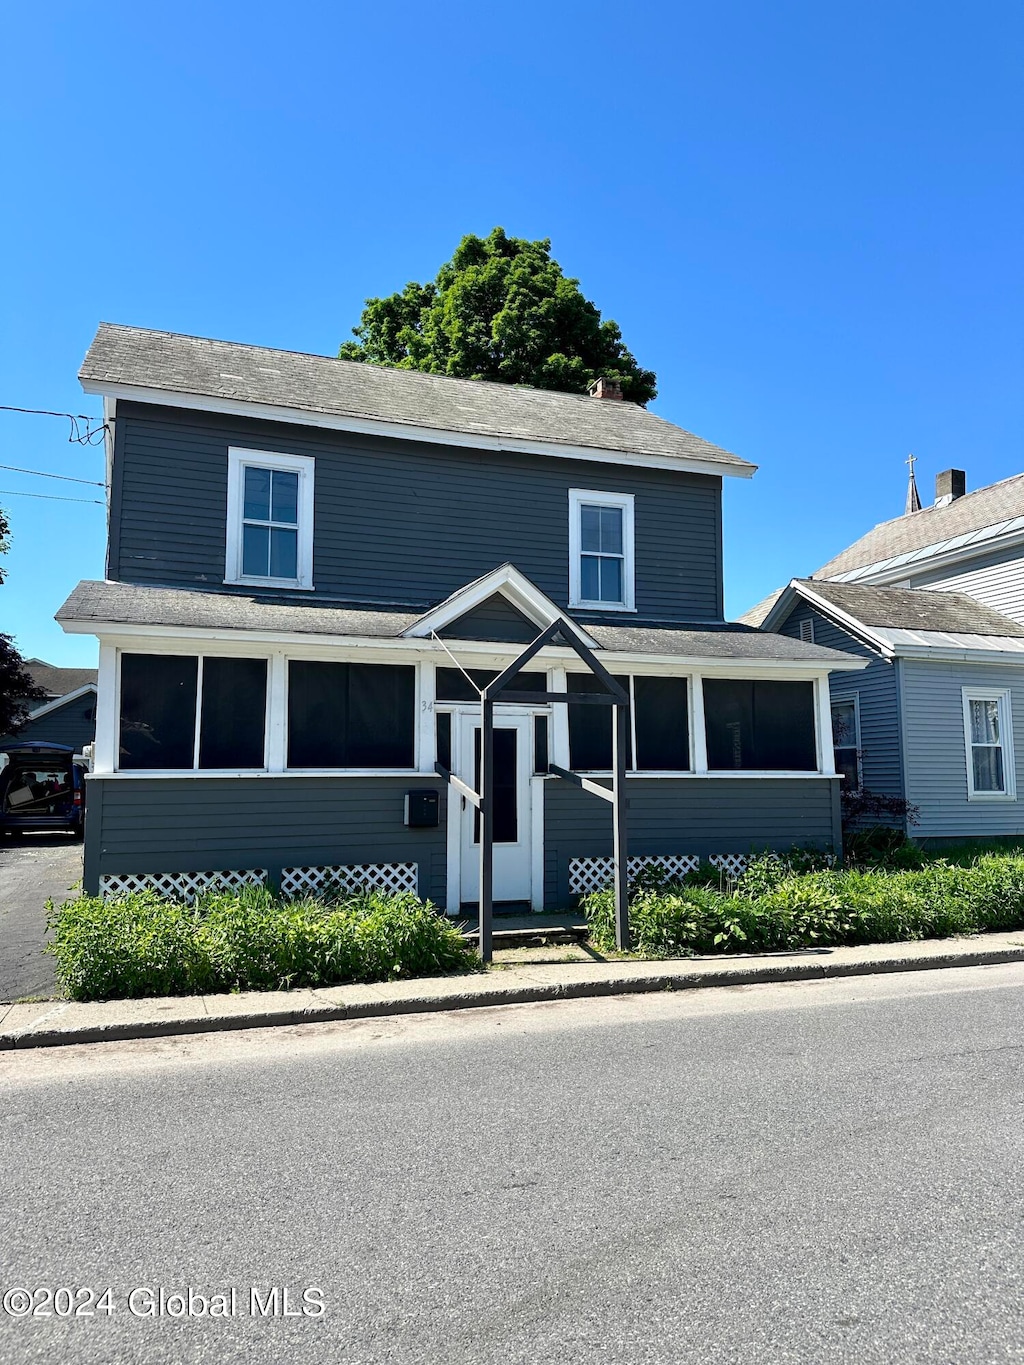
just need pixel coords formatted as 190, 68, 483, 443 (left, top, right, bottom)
0, 742, 85, 837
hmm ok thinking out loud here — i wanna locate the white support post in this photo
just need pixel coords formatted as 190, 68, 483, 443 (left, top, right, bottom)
550, 665, 570, 768
93, 642, 118, 774
690, 672, 708, 773
815, 675, 836, 775
267, 651, 287, 772
416, 660, 436, 774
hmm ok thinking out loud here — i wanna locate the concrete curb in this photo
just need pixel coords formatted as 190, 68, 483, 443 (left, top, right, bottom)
3, 936, 1024, 1050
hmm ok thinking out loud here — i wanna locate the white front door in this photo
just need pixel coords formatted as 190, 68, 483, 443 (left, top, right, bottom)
458, 712, 533, 904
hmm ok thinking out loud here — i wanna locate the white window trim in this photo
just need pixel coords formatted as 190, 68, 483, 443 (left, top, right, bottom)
962, 686, 1016, 801
568, 488, 635, 612
830, 692, 861, 789
226, 447, 315, 591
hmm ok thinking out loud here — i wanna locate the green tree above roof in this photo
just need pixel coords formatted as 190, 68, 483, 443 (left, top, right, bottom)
339, 227, 657, 406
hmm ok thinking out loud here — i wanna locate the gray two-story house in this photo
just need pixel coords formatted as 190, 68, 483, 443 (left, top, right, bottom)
60, 323, 863, 907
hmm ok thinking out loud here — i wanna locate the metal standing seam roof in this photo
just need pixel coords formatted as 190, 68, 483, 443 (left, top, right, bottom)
79, 324, 755, 475
814, 473, 1024, 579
56, 580, 861, 665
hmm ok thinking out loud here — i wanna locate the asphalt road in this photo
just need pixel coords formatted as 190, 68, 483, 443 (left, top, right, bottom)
0, 836, 81, 1001
2, 966, 1023, 1365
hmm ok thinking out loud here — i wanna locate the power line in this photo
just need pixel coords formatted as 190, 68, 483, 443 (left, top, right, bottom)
0, 463, 105, 488
0, 404, 107, 446
0, 488, 104, 506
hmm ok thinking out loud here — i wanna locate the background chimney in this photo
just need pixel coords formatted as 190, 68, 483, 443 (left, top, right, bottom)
588, 376, 623, 400
935, 469, 966, 505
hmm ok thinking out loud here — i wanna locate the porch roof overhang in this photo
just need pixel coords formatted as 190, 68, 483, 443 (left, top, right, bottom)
56, 579, 867, 672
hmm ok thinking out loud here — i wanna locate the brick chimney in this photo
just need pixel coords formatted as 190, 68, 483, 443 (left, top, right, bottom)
588, 376, 623, 400
934, 469, 966, 506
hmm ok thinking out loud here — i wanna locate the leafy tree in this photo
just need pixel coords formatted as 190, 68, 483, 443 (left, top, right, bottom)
340, 227, 658, 405
0, 506, 47, 735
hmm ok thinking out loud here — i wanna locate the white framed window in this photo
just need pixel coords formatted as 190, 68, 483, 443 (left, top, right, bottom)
831, 694, 860, 790
962, 687, 1016, 800
568, 489, 635, 611
226, 448, 315, 589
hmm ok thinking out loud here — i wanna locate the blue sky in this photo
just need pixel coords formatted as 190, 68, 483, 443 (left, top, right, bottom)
2, 0, 1021, 666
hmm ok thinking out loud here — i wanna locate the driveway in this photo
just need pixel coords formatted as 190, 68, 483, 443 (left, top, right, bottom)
0, 836, 82, 1001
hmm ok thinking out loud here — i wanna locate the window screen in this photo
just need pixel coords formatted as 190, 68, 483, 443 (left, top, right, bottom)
119, 654, 198, 770
633, 676, 690, 771
435, 668, 547, 702
704, 679, 816, 771
568, 673, 631, 771
199, 658, 268, 769
436, 711, 452, 770
287, 662, 415, 768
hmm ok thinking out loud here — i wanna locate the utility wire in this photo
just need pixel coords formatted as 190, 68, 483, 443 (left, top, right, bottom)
0, 463, 105, 488
0, 404, 107, 446
0, 488, 104, 506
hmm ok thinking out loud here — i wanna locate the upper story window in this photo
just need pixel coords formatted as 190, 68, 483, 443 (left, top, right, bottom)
568, 489, 635, 611
963, 688, 1016, 800
226, 448, 315, 590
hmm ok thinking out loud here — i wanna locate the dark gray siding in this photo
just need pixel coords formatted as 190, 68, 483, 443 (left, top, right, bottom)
439, 594, 539, 643
83, 776, 447, 902
776, 604, 904, 802
543, 776, 841, 906
1, 692, 96, 754
110, 403, 724, 623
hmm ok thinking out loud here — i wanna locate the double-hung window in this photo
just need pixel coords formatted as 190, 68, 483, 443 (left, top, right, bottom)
226, 448, 315, 589
569, 489, 635, 611
831, 696, 860, 789
963, 688, 1016, 799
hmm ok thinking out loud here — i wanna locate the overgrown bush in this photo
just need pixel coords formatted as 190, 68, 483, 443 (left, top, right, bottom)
46, 886, 478, 1002
583, 852, 1024, 958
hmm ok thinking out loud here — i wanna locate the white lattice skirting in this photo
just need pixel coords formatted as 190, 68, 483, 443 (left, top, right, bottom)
280, 863, 419, 897
568, 853, 752, 895
99, 869, 268, 901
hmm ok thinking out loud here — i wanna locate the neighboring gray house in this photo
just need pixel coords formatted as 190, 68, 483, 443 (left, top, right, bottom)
59, 323, 864, 904
744, 468, 1024, 842
0, 660, 97, 754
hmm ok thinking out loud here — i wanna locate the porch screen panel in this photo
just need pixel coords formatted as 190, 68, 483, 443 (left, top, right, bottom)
703, 679, 816, 770
435, 668, 547, 702
567, 674, 631, 771
287, 662, 415, 768
633, 676, 690, 771
199, 658, 268, 768
119, 653, 198, 770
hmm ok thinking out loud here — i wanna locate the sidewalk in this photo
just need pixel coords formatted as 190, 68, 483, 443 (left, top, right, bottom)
3, 929, 1023, 1050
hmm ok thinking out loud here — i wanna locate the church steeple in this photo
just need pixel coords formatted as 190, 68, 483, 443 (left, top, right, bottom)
904, 453, 922, 515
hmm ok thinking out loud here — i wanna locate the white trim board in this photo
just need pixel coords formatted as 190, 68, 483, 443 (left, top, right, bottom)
26, 683, 97, 721
403, 563, 598, 647
78, 379, 757, 481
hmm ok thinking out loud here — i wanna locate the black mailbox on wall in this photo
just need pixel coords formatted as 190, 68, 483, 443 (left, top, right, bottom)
404, 789, 440, 828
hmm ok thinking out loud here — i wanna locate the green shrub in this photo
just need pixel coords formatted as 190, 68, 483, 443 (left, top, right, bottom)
46, 886, 477, 1002
583, 854, 1024, 958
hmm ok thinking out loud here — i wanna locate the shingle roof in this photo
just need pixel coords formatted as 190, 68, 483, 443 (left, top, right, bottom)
56, 580, 858, 665
79, 324, 754, 475
736, 588, 786, 628
23, 659, 97, 698
799, 579, 1024, 636
815, 473, 1024, 578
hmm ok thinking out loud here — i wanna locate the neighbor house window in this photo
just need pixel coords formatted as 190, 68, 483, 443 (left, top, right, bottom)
963, 688, 1016, 799
569, 489, 635, 610
118, 653, 268, 771
226, 448, 314, 589
287, 661, 415, 769
831, 696, 860, 790
703, 679, 817, 771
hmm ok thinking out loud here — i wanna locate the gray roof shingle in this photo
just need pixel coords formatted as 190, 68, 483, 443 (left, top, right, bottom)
56, 580, 858, 664
815, 473, 1024, 578
23, 659, 98, 697
79, 324, 754, 474
799, 579, 1024, 636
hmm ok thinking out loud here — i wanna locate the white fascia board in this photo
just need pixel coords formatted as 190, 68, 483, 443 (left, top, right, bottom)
26, 683, 97, 719
78, 379, 757, 481
66, 620, 863, 676
403, 563, 598, 648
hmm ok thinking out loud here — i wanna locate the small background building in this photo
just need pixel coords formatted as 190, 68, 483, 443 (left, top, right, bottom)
0, 659, 97, 755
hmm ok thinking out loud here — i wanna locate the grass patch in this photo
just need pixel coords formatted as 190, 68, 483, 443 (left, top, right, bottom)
46, 886, 478, 1002
583, 851, 1024, 958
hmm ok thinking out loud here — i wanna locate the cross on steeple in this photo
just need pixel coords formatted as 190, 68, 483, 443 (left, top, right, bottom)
904, 453, 921, 515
